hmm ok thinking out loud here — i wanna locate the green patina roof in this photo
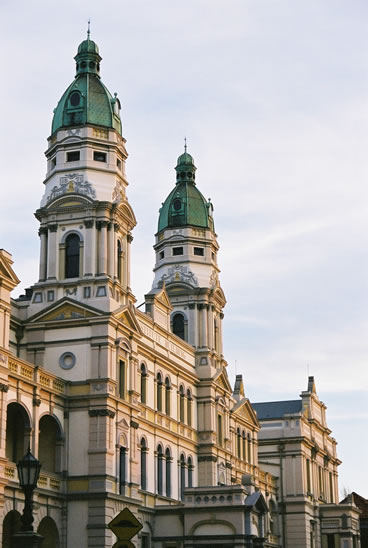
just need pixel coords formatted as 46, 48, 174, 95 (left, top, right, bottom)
158, 151, 214, 232
51, 36, 122, 135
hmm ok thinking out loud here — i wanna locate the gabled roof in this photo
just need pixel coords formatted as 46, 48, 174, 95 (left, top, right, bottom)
245, 491, 268, 512
252, 400, 302, 420
114, 304, 142, 335
213, 367, 233, 393
27, 297, 104, 323
232, 398, 260, 428
0, 249, 20, 291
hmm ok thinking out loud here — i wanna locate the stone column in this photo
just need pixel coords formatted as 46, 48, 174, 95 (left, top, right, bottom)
113, 224, 119, 279
126, 233, 133, 290
207, 305, 214, 350
38, 227, 48, 281
107, 223, 114, 278
47, 224, 58, 280
199, 305, 208, 348
97, 221, 108, 275
83, 220, 94, 276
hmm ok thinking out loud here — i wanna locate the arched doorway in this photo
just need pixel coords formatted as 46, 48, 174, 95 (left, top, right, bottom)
38, 415, 62, 473
6, 403, 31, 463
2, 510, 22, 548
37, 516, 60, 548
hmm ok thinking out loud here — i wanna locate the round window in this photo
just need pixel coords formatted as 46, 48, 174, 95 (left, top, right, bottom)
70, 92, 80, 107
59, 352, 76, 370
173, 199, 181, 211
89, 61, 95, 69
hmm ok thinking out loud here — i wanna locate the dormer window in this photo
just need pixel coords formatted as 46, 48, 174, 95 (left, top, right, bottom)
70, 92, 81, 107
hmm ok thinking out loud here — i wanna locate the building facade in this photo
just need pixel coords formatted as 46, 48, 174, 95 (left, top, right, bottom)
0, 35, 361, 548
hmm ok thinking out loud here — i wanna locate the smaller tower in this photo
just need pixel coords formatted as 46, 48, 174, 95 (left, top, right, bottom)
147, 149, 226, 374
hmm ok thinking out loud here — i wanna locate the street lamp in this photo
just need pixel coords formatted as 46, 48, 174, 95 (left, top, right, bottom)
12, 447, 43, 548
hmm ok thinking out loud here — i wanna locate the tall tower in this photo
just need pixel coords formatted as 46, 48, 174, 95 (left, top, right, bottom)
147, 149, 226, 375
30, 33, 136, 315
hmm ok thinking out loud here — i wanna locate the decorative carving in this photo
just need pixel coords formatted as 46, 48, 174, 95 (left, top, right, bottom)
67, 129, 81, 137
89, 409, 116, 418
38, 226, 48, 236
0, 353, 8, 365
33, 396, 41, 406
48, 224, 58, 232
65, 287, 77, 296
84, 220, 94, 229
130, 420, 139, 429
127, 233, 133, 243
198, 455, 218, 462
158, 265, 198, 288
209, 270, 219, 289
47, 173, 96, 203
96, 220, 109, 230
112, 180, 125, 203
0, 383, 9, 392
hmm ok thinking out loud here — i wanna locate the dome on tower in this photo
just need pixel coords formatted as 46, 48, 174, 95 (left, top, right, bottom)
158, 150, 214, 233
51, 34, 122, 135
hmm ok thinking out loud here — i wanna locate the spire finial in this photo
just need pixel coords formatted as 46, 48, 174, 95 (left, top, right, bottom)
87, 18, 91, 40
184, 136, 187, 153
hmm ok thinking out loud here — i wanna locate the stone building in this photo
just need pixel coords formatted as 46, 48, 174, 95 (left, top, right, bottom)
0, 34, 360, 548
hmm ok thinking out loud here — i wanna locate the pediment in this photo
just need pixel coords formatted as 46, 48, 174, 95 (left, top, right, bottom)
0, 251, 20, 290
213, 367, 233, 393
232, 398, 260, 428
117, 201, 137, 229
212, 286, 226, 307
114, 304, 142, 335
47, 194, 93, 209
28, 297, 104, 323
154, 286, 173, 311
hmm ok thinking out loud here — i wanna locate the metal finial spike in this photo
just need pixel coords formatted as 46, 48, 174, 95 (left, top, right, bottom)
184, 137, 187, 153
87, 19, 91, 39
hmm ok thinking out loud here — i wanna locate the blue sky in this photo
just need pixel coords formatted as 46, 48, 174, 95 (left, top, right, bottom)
1, 1, 367, 496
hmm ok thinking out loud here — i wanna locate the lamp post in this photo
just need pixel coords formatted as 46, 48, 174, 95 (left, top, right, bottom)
12, 447, 43, 548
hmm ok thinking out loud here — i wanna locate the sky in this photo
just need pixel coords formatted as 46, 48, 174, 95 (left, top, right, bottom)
1, 0, 367, 496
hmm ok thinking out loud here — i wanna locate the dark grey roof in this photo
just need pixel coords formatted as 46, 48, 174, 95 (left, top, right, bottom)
252, 400, 302, 420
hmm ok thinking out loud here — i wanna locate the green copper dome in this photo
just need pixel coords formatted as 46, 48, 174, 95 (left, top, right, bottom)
158, 150, 214, 232
51, 35, 122, 135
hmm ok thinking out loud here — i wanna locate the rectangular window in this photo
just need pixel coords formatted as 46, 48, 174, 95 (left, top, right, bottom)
194, 247, 204, 256
47, 290, 54, 302
172, 247, 183, 256
159, 250, 164, 260
83, 286, 91, 298
329, 471, 334, 502
66, 151, 80, 162
94, 151, 107, 162
119, 360, 126, 398
117, 158, 122, 170
33, 292, 43, 303
51, 157, 56, 168
306, 459, 311, 493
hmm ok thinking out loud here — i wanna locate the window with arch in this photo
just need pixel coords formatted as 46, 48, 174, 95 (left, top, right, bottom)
172, 312, 185, 341
65, 233, 80, 278
180, 453, 186, 500
165, 448, 171, 497
6, 403, 30, 463
237, 428, 241, 458
179, 385, 185, 423
188, 456, 193, 488
242, 431, 246, 461
140, 364, 147, 404
186, 389, 192, 427
157, 444, 164, 495
156, 373, 163, 412
119, 446, 126, 495
248, 433, 252, 464
119, 360, 126, 399
165, 377, 171, 416
38, 415, 62, 473
117, 240, 122, 282
217, 414, 223, 447
140, 438, 147, 491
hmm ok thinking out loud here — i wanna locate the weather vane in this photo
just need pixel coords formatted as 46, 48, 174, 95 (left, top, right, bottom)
87, 18, 91, 39
184, 137, 187, 153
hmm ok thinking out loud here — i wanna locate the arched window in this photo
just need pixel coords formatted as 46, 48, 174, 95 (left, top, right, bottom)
237, 428, 241, 458
242, 431, 246, 462
248, 433, 252, 464
180, 453, 186, 500
165, 377, 171, 416
172, 313, 185, 340
140, 364, 147, 404
119, 360, 126, 399
140, 438, 147, 491
179, 385, 185, 423
37, 516, 60, 548
157, 373, 163, 412
157, 444, 163, 495
188, 456, 193, 488
165, 448, 171, 497
117, 240, 122, 282
39, 415, 62, 473
65, 233, 80, 278
2, 510, 22, 548
217, 414, 223, 447
6, 403, 30, 463
119, 446, 126, 495
186, 389, 192, 427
